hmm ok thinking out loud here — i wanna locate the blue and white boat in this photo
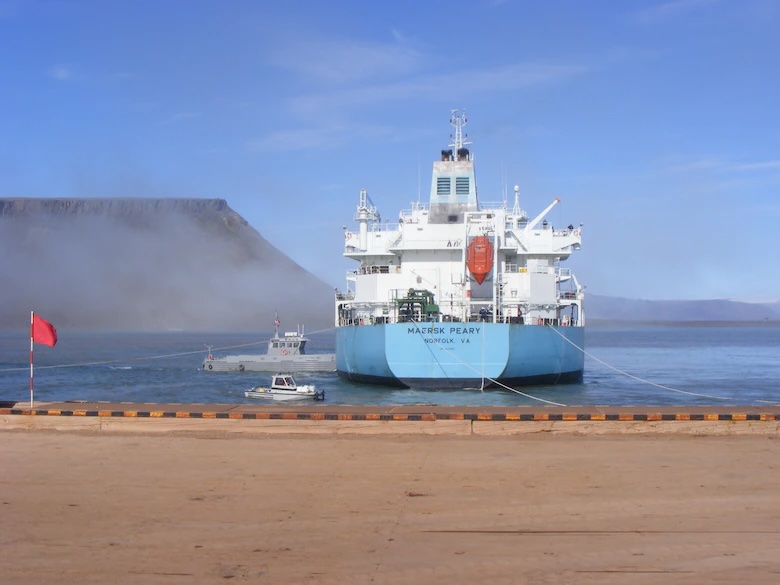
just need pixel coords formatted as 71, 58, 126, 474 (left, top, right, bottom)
335, 111, 585, 390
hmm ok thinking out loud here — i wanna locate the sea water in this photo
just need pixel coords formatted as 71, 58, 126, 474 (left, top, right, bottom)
1, 324, 779, 407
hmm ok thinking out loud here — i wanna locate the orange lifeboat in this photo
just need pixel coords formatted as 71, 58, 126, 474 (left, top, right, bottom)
467, 235, 493, 284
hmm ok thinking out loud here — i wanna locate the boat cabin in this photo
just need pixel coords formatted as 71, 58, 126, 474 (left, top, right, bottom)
271, 374, 297, 388
268, 331, 308, 356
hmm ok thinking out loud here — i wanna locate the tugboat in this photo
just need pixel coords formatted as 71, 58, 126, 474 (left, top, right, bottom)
334, 111, 585, 389
203, 314, 335, 373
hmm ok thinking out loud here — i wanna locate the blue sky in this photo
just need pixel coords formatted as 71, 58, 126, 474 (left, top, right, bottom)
2, 0, 779, 301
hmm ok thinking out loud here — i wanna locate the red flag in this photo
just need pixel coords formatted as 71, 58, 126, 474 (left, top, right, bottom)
32, 314, 58, 346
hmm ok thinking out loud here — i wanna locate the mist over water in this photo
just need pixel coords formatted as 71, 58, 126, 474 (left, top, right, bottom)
0, 205, 333, 331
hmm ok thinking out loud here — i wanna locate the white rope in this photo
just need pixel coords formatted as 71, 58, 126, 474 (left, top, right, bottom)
0, 347, 212, 372
546, 325, 745, 402
409, 319, 566, 406
0, 327, 340, 373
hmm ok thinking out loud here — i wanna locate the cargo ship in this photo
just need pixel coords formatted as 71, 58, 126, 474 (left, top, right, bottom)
334, 111, 584, 389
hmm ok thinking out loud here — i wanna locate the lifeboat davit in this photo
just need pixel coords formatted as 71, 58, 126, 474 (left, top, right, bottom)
467, 235, 493, 284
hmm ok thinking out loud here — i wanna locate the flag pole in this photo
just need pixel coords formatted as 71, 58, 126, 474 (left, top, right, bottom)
30, 310, 34, 409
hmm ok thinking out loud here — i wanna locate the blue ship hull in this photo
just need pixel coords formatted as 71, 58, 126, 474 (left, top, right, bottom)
336, 323, 584, 389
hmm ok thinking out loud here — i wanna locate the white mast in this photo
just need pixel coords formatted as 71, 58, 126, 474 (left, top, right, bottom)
512, 184, 521, 216
355, 188, 379, 249
449, 109, 471, 155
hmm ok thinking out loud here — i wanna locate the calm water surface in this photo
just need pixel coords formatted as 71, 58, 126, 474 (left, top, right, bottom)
1, 325, 779, 407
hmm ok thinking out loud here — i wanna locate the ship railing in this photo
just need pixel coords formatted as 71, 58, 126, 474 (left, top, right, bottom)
365, 222, 401, 232
398, 214, 427, 224
477, 200, 508, 211
337, 304, 583, 327
399, 202, 430, 217
551, 226, 582, 236
501, 264, 549, 275
389, 237, 465, 250
503, 264, 529, 274
555, 267, 572, 278
528, 265, 553, 274
355, 265, 401, 275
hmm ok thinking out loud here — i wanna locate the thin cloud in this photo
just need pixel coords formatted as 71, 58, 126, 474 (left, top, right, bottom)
107, 71, 136, 81
666, 157, 725, 172
266, 35, 425, 83
632, 0, 719, 24
246, 124, 403, 153
290, 60, 589, 114
668, 157, 780, 173
162, 111, 203, 125
48, 64, 74, 81
729, 160, 780, 172
247, 127, 343, 152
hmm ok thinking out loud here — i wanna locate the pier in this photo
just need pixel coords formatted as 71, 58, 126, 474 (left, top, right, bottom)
3, 402, 779, 435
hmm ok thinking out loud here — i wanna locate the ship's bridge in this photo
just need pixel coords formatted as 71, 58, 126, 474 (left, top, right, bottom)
429, 153, 478, 224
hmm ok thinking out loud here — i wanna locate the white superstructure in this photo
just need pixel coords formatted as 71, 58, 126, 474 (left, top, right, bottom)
336, 111, 584, 329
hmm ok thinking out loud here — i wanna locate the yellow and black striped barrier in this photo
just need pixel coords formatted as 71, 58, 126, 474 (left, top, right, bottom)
2, 405, 780, 422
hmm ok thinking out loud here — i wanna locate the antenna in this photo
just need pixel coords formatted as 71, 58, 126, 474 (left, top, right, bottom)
512, 185, 521, 216
502, 163, 507, 208
417, 156, 421, 203
449, 109, 471, 151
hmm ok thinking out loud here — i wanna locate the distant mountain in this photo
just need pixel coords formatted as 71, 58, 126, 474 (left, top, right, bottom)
586, 294, 780, 322
0, 198, 334, 331
4, 198, 776, 331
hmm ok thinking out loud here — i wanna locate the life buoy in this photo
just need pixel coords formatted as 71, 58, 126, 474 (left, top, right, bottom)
238, 364, 245, 372
208, 364, 213, 370
282, 349, 289, 355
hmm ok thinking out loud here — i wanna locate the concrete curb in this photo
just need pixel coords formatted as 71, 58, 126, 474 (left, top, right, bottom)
3, 404, 780, 435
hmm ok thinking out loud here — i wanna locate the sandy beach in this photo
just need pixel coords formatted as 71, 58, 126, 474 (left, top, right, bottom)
2, 429, 779, 584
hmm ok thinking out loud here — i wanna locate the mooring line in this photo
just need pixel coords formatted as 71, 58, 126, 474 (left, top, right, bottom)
0, 347, 209, 373
546, 325, 746, 402
0, 327, 339, 374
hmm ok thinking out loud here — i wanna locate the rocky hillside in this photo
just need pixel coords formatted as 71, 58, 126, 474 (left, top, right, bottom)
0, 198, 334, 331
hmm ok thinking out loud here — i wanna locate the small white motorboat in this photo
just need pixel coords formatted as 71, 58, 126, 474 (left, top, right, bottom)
244, 374, 325, 402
